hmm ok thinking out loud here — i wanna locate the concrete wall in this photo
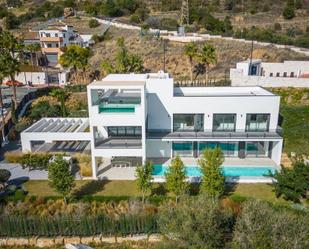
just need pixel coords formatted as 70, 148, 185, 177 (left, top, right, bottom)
231, 69, 309, 88
146, 140, 171, 158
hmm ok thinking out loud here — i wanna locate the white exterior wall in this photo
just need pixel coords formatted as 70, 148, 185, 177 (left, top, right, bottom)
6, 71, 69, 85
146, 140, 171, 158
231, 60, 309, 87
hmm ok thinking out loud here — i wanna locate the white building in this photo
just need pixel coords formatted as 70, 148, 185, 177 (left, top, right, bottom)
21, 72, 283, 181
230, 59, 309, 88
9, 66, 70, 86
38, 21, 94, 65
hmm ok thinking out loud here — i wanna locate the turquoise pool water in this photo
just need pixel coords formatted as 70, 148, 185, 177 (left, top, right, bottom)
152, 165, 277, 177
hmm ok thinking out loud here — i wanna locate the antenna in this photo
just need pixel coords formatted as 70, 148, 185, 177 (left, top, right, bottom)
180, 0, 189, 26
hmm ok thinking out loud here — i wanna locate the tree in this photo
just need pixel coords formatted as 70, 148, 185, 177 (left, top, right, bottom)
0, 52, 11, 142
25, 43, 41, 66
59, 45, 91, 84
135, 160, 153, 203
198, 147, 225, 199
101, 37, 143, 76
165, 155, 188, 203
89, 19, 100, 28
271, 158, 309, 203
232, 199, 309, 249
184, 42, 198, 82
50, 88, 69, 117
283, 0, 295, 20
0, 169, 11, 190
11, 98, 18, 125
48, 156, 75, 203
158, 194, 232, 249
196, 44, 217, 84
0, 31, 23, 103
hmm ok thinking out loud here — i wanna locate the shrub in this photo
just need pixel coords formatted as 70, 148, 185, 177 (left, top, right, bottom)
89, 19, 100, 28
283, 0, 295, 20
160, 18, 178, 31
80, 163, 92, 177
0, 169, 11, 189
4, 151, 24, 163
232, 199, 309, 249
21, 152, 52, 170
130, 14, 140, 24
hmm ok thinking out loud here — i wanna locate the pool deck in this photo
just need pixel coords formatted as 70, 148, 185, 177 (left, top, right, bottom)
149, 157, 278, 167
98, 157, 279, 182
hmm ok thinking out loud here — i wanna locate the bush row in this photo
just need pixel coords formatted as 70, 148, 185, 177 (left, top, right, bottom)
0, 214, 157, 237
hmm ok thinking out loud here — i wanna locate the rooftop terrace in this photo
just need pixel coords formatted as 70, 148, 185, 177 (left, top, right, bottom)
174, 86, 275, 97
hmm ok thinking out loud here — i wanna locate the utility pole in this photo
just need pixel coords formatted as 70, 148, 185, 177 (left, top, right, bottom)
180, 0, 189, 26
249, 39, 254, 75
163, 39, 167, 72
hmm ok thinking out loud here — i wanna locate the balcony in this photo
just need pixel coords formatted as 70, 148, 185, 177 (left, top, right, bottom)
147, 129, 282, 140
98, 103, 136, 113
40, 37, 62, 42
95, 137, 142, 149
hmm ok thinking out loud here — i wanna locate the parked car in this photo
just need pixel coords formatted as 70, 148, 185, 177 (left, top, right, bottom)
5, 80, 24, 87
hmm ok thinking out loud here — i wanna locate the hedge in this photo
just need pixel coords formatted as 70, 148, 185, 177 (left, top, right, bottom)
0, 214, 157, 237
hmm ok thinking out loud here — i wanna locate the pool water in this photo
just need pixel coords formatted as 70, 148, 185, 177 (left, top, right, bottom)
152, 165, 277, 177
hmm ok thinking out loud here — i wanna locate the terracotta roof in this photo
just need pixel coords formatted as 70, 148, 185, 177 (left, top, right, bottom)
299, 74, 309, 78
23, 31, 40, 40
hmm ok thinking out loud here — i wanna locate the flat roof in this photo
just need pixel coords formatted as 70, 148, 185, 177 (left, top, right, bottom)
89, 74, 147, 87
174, 86, 275, 97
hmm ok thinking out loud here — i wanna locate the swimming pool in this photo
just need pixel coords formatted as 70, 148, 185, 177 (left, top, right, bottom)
152, 165, 277, 177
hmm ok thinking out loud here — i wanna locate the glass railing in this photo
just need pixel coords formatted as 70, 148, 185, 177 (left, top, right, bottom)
98, 103, 136, 113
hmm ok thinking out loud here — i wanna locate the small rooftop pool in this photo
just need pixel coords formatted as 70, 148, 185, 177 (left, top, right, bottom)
152, 165, 277, 177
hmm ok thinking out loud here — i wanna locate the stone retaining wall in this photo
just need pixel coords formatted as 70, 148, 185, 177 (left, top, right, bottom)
0, 234, 161, 247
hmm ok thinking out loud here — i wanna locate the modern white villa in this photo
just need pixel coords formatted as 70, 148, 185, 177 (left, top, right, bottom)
21, 72, 283, 182
230, 59, 309, 87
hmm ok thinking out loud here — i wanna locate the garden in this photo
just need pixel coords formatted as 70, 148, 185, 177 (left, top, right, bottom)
0, 148, 308, 248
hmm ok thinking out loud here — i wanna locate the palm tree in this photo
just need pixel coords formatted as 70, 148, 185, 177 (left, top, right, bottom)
26, 43, 41, 66
6, 55, 20, 103
50, 88, 69, 117
197, 44, 217, 85
0, 31, 23, 103
184, 42, 198, 82
0, 52, 10, 144
59, 45, 91, 84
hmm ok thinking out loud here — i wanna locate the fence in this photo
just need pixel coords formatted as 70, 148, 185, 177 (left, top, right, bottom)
0, 87, 57, 147
0, 215, 157, 237
174, 79, 231, 87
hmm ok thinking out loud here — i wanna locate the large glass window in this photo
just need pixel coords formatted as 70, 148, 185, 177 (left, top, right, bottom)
172, 142, 193, 157
245, 142, 269, 158
107, 126, 141, 137
246, 114, 270, 132
213, 114, 236, 132
173, 114, 204, 132
198, 142, 238, 157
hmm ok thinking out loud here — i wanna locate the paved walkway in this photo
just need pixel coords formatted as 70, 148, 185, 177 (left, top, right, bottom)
0, 163, 48, 180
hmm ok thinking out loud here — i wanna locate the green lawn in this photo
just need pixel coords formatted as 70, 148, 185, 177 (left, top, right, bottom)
24, 180, 140, 197
23, 180, 290, 204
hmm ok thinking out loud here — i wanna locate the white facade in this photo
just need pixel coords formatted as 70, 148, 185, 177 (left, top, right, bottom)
87, 73, 283, 178
21, 72, 283, 179
230, 59, 309, 87
9, 69, 70, 86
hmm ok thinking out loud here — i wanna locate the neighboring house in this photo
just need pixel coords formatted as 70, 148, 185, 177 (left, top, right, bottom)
37, 21, 93, 66
230, 59, 309, 88
23, 31, 40, 46
5, 65, 70, 86
21, 72, 283, 181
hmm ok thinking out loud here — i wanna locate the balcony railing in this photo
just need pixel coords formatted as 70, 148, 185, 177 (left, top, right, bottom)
95, 137, 142, 148
98, 103, 136, 113
147, 129, 282, 139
